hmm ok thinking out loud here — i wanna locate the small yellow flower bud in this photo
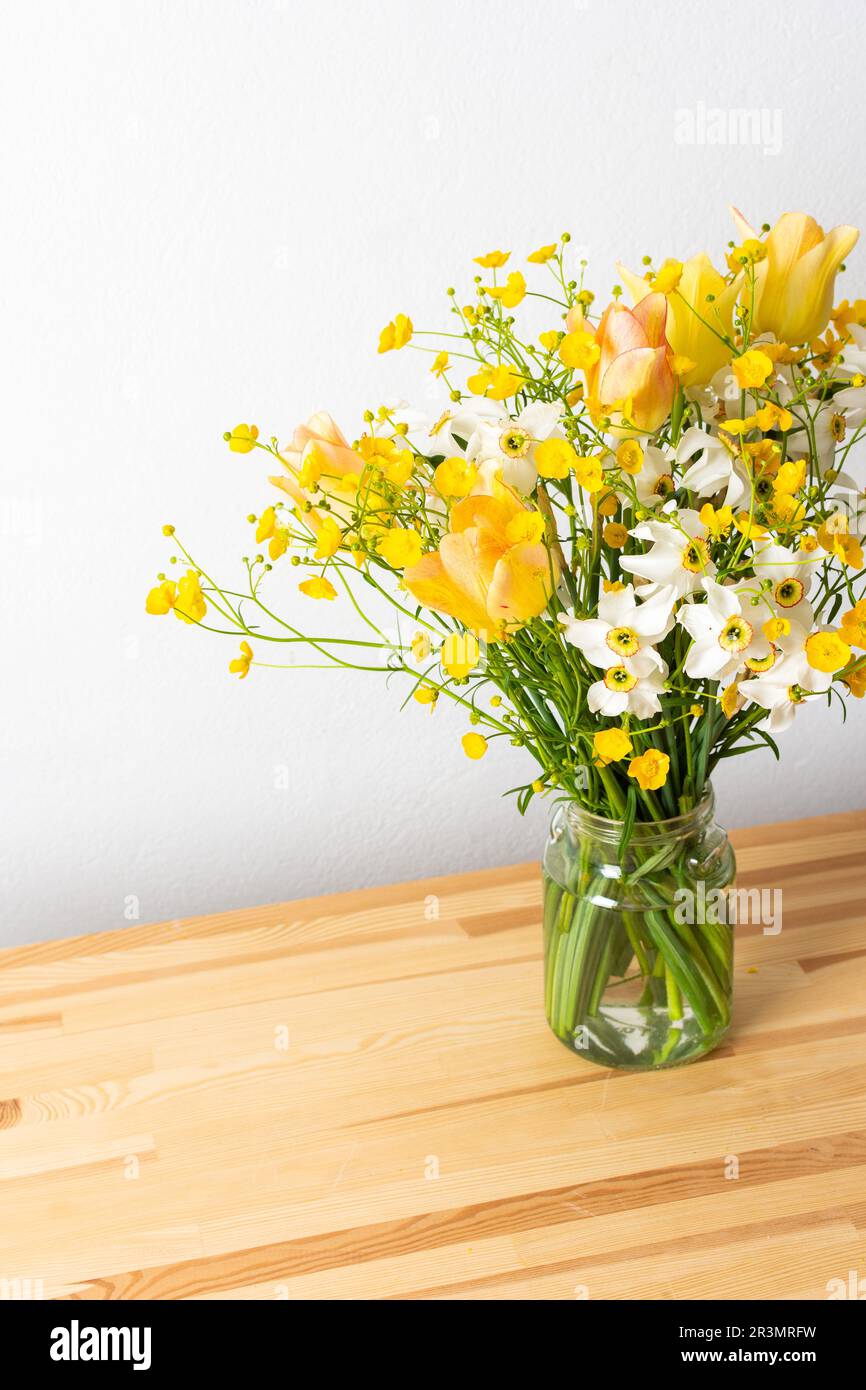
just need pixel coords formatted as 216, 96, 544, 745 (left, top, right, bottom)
162, 524, 175, 536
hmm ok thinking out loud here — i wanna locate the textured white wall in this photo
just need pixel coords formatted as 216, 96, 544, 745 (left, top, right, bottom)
3, 0, 866, 946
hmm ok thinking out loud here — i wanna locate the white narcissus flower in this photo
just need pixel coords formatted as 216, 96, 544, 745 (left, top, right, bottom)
464, 401, 563, 495
587, 650, 669, 719
559, 582, 677, 667
675, 426, 747, 508
742, 649, 833, 732
751, 541, 818, 615
625, 444, 678, 508
677, 579, 771, 681
619, 507, 716, 599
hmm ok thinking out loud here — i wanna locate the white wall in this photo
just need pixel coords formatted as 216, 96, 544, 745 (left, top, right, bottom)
3, 0, 866, 946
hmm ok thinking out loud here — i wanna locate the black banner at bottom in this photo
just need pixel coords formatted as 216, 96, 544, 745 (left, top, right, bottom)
1, 1295, 862, 1374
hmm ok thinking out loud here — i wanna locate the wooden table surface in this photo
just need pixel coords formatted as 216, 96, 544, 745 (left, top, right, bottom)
1, 810, 865, 1301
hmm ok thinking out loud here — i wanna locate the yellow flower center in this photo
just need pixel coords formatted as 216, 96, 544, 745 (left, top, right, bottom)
746, 649, 776, 673
718, 615, 754, 654
681, 537, 710, 573
830, 413, 847, 442
654, 474, 675, 497
499, 427, 531, 458
605, 625, 640, 657
775, 577, 804, 608
604, 664, 637, 692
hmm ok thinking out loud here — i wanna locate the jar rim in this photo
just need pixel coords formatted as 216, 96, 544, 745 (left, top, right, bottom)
562, 784, 715, 843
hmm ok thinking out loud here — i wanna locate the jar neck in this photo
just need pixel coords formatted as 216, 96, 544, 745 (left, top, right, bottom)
563, 785, 716, 848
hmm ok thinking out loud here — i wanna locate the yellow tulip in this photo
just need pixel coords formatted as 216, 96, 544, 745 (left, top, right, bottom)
731, 207, 859, 346
617, 253, 739, 388
404, 482, 559, 637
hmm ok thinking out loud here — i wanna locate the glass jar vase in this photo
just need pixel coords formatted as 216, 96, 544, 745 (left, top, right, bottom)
542, 788, 736, 1070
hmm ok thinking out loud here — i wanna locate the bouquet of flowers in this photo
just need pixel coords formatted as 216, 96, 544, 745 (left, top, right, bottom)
148, 207, 866, 1069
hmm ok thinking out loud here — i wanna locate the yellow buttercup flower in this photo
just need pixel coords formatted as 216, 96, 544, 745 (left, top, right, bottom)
721, 681, 743, 720
616, 440, 644, 475
596, 491, 619, 517
573, 454, 605, 494
593, 728, 633, 765
773, 459, 806, 496
817, 522, 864, 568
535, 437, 576, 480
411, 631, 432, 661
466, 364, 522, 400
603, 522, 628, 549
256, 506, 277, 544
299, 576, 338, 600
805, 630, 851, 673
486, 272, 526, 308
173, 571, 206, 624
539, 330, 561, 352
731, 349, 774, 390
627, 749, 670, 791
431, 351, 449, 377
649, 259, 683, 294
413, 685, 438, 709
461, 731, 488, 759
314, 516, 342, 560
840, 600, 866, 649
728, 238, 767, 270
699, 502, 734, 538
528, 244, 557, 263
377, 313, 413, 353
229, 641, 253, 680
441, 632, 480, 679
433, 455, 478, 498
753, 402, 793, 431
734, 512, 767, 540
378, 527, 424, 569
558, 329, 601, 372
225, 424, 259, 454
474, 250, 509, 268
145, 579, 177, 616
844, 667, 866, 698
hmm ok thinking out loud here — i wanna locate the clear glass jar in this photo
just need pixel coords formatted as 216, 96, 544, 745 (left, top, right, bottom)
542, 787, 735, 1070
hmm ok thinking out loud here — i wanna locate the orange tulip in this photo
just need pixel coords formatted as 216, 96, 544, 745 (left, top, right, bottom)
404, 484, 559, 637
269, 412, 359, 536
731, 207, 859, 346
568, 294, 676, 434
617, 253, 740, 388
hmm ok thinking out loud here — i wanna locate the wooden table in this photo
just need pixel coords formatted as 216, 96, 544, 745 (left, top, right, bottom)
1, 810, 865, 1301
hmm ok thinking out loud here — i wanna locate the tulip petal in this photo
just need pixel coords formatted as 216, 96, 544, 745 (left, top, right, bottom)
403, 542, 491, 633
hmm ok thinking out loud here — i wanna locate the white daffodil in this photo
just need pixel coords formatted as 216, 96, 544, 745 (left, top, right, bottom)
391, 398, 503, 459
751, 541, 818, 616
559, 583, 677, 667
742, 649, 833, 732
631, 444, 678, 508
838, 323, 866, 380
677, 578, 772, 681
675, 426, 748, 508
620, 507, 716, 599
464, 401, 563, 495
587, 649, 669, 719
